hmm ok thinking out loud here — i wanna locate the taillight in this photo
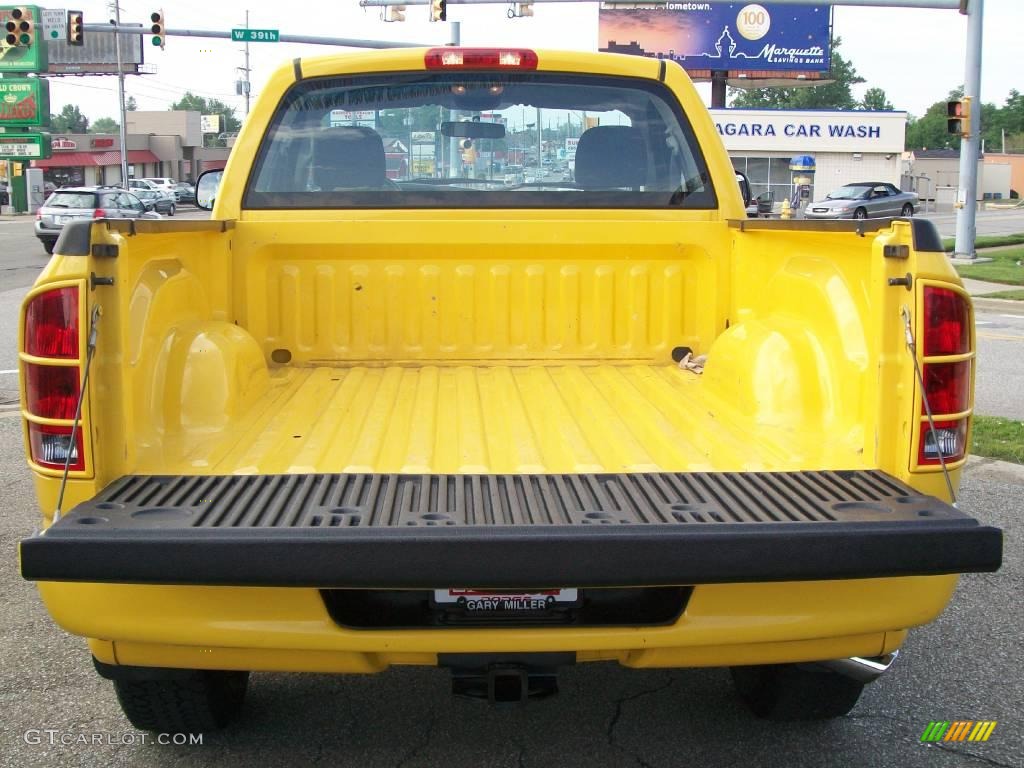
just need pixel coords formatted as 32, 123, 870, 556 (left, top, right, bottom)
24, 363, 80, 420
923, 286, 969, 356
424, 48, 538, 70
22, 285, 87, 473
918, 420, 967, 466
922, 360, 970, 415
28, 423, 84, 472
916, 285, 972, 468
93, 208, 107, 219
24, 287, 78, 359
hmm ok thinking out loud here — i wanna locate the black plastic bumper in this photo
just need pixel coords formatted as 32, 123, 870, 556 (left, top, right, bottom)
20, 471, 1002, 588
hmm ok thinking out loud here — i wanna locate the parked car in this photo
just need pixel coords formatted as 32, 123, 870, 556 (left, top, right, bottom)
173, 181, 196, 204
34, 187, 159, 254
132, 188, 176, 216
127, 179, 160, 193
804, 182, 918, 220
142, 177, 178, 193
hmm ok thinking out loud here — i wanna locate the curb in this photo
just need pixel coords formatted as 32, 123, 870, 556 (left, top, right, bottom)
965, 455, 1024, 485
972, 297, 1024, 313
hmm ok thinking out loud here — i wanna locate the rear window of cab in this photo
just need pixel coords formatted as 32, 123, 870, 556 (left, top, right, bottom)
245, 70, 716, 210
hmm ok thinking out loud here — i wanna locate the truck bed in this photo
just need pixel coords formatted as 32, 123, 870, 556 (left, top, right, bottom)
139, 362, 861, 476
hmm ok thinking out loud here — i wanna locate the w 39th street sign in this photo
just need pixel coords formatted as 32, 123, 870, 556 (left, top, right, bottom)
231, 28, 279, 42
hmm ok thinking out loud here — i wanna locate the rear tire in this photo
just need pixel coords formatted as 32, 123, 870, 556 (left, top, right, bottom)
853, 207, 868, 220
169, 204, 176, 216
730, 664, 864, 720
112, 670, 249, 733
901, 203, 914, 217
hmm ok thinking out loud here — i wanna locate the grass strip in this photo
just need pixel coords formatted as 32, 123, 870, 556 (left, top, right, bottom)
955, 248, 1024, 285
972, 415, 1024, 464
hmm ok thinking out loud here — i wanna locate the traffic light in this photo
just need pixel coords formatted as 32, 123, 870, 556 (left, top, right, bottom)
150, 9, 165, 49
387, 4, 406, 22
947, 98, 971, 136
4, 7, 34, 47
67, 10, 84, 46
430, 0, 446, 22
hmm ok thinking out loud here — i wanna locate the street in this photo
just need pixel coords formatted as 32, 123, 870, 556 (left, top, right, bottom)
0, 212, 1021, 767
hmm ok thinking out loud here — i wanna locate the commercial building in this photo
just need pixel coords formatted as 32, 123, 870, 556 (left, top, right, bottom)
903, 149, 1011, 208
710, 108, 907, 207
30, 111, 230, 188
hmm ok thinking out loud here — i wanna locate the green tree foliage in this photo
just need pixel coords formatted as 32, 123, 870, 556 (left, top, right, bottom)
860, 88, 893, 112
729, 38, 865, 110
169, 92, 241, 146
49, 104, 89, 133
89, 117, 119, 134
125, 96, 138, 111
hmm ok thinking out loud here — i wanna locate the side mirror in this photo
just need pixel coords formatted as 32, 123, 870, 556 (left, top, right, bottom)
196, 169, 224, 211
735, 172, 752, 208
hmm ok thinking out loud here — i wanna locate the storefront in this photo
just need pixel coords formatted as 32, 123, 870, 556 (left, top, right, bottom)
31, 134, 163, 187
711, 109, 908, 207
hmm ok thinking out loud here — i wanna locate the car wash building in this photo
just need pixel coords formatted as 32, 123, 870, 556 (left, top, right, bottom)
712, 109, 909, 206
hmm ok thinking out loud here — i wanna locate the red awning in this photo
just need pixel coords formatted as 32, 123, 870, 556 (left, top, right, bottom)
32, 149, 161, 169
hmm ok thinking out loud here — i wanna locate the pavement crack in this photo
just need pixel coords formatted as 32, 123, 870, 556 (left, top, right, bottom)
930, 743, 1017, 768
394, 711, 437, 768
605, 675, 675, 768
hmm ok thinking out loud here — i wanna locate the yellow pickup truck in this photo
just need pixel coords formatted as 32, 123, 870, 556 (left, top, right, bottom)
18, 48, 1001, 732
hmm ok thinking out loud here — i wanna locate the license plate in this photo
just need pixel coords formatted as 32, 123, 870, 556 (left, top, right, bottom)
433, 588, 578, 612
56, 215, 71, 225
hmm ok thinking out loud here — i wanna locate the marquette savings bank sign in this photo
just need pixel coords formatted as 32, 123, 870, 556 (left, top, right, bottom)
599, 3, 832, 72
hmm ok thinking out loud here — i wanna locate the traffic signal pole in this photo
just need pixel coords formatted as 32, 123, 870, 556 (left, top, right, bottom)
953, 0, 984, 260
111, 1, 129, 187
80, 23, 428, 49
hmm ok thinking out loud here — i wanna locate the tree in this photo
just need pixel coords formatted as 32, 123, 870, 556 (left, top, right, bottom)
170, 92, 241, 146
49, 104, 89, 133
860, 88, 893, 112
728, 38, 865, 110
89, 117, 119, 133
126, 96, 138, 111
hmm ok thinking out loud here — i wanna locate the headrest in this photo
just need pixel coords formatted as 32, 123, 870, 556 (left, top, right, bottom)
314, 126, 387, 189
574, 125, 647, 189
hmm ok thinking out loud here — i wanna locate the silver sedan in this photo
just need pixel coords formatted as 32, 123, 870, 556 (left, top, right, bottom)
804, 182, 918, 220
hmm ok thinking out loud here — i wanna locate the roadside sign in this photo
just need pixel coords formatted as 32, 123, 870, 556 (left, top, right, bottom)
0, 6, 49, 72
200, 114, 221, 133
231, 28, 279, 43
0, 132, 52, 160
40, 8, 67, 40
0, 77, 49, 127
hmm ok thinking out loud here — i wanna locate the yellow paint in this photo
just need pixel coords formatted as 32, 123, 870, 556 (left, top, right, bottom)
20, 48, 973, 674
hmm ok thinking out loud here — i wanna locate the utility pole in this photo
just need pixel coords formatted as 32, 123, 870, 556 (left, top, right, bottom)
953, 0, 983, 260
110, 1, 129, 187
243, 9, 251, 115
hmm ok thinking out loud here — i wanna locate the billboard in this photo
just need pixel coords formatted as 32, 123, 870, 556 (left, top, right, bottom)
599, 3, 831, 73
0, 78, 49, 127
44, 25, 146, 75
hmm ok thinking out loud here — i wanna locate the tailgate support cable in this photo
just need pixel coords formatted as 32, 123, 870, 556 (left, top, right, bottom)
901, 306, 957, 506
53, 304, 101, 523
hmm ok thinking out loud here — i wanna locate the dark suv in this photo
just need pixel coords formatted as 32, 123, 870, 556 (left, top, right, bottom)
34, 187, 158, 254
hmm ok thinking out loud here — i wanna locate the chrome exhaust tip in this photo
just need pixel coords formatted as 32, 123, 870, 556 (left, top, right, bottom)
813, 650, 899, 684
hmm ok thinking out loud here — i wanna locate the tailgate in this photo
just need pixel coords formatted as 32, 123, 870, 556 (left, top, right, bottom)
20, 471, 1001, 587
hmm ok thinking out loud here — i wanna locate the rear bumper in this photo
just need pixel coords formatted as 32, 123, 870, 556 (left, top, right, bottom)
21, 470, 1002, 587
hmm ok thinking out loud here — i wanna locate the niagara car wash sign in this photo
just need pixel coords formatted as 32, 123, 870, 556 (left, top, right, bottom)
709, 109, 907, 153
599, 3, 831, 73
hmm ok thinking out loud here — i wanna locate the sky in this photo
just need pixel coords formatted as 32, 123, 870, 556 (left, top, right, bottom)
37, 0, 1021, 126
